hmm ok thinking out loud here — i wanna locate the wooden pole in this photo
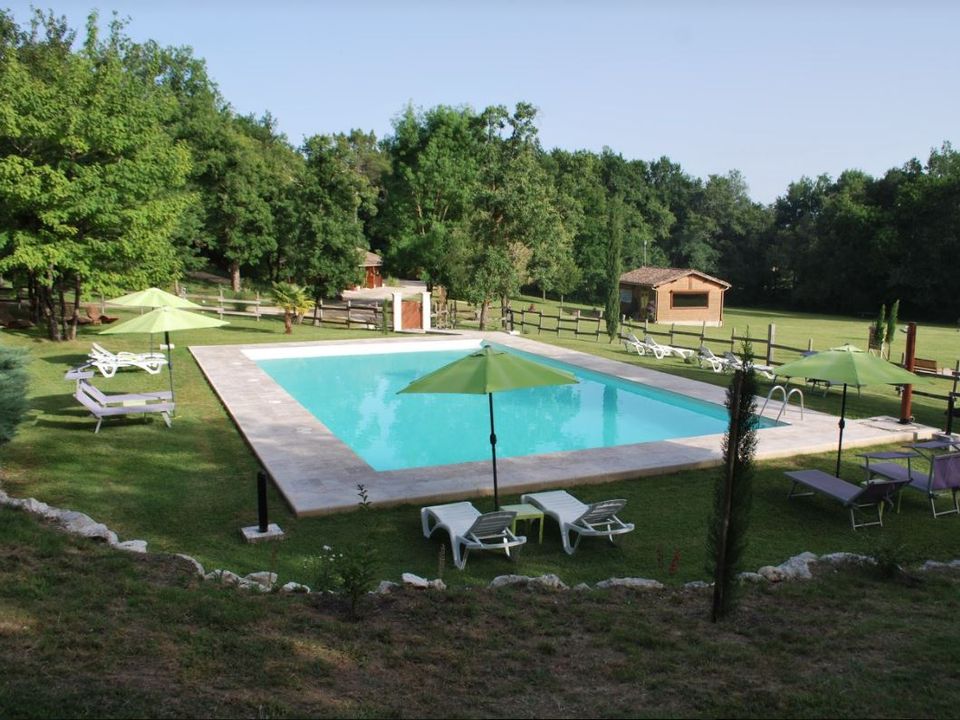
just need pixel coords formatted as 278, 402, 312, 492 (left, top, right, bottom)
899, 322, 917, 424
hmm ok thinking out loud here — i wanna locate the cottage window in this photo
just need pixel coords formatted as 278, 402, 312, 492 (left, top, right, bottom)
671, 292, 709, 309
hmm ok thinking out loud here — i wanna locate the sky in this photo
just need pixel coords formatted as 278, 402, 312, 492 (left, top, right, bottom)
6, 1, 959, 204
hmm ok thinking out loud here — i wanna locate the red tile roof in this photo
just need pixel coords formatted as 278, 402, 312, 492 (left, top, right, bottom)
619, 266, 730, 289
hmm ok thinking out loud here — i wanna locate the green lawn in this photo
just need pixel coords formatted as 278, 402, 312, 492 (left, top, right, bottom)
1, 304, 959, 592
2, 507, 960, 718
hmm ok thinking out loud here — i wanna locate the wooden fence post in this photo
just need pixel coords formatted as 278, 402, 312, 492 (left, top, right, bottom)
766, 323, 776, 365
346, 300, 352, 329
700, 321, 706, 346
217, 286, 225, 321
670, 323, 676, 346
730, 327, 736, 352
807, 338, 814, 352
255, 291, 261, 321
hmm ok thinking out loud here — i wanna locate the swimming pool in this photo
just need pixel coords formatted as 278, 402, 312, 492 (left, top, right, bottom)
253, 340, 777, 471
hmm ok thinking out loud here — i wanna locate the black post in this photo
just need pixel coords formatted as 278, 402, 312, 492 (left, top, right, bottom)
488, 393, 499, 510
835, 383, 848, 478
947, 393, 957, 436
257, 470, 269, 533
164, 330, 175, 415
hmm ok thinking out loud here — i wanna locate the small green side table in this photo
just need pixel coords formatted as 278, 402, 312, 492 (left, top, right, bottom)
499, 503, 545, 544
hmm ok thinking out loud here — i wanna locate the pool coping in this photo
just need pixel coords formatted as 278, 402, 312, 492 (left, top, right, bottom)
190, 332, 938, 516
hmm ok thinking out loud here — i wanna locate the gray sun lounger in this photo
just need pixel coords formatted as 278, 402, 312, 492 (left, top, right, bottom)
520, 490, 634, 554
421, 502, 526, 570
861, 445, 960, 518
785, 469, 909, 530
75, 380, 174, 433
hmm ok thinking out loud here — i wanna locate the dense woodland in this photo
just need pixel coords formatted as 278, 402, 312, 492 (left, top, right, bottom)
2, 10, 958, 340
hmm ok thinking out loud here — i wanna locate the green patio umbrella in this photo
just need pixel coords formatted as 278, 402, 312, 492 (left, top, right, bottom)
106, 287, 201, 310
398, 345, 578, 509
100, 306, 228, 406
775, 344, 931, 477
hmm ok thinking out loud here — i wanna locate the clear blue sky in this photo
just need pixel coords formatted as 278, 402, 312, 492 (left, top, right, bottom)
6, 1, 958, 203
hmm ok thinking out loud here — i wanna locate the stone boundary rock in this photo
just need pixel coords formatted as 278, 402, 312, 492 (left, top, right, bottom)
3, 486, 959, 598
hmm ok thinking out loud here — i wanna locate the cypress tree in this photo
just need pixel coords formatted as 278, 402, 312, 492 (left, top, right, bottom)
707, 342, 759, 621
605, 196, 624, 341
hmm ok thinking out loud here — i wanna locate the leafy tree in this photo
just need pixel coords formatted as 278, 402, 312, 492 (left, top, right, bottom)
0, 10, 191, 340
376, 104, 484, 288
279, 134, 365, 302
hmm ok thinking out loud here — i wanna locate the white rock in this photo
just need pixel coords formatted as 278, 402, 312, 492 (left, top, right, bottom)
684, 580, 712, 590
737, 571, 766, 583
594, 577, 664, 590
175, 554, 206, 576
428, 578, 447, 591
57, 510, 117, 543
401, 572, 430, 588
758, 565, 786, 582
0, 490, 22, 508
531, 574, 568, 590
573, 582, 592, 592
374, 580, 399, 594
244, 571, 277, 588
819, 552, 874, 565
20, 497, 53, 517
489, 574, 533, 589
115, 540, 148, 553
237, 578, 271, 592
281, 581, 311, 593
205, 569, 241, 586
776, 553, 817, 580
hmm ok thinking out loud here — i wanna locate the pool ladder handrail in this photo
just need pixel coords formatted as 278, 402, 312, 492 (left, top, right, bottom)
761, 385, 804, 422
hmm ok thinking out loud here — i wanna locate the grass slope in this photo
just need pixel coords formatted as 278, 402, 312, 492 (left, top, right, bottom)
1, 508, 959, 719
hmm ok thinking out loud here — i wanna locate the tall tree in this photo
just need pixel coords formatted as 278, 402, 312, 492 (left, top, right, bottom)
707, 349, 758, 621
0, 10, 191, 339
604, 196, 624, 340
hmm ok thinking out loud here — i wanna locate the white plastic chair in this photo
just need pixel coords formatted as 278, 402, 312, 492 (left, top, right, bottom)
88, 343, 167, 377
520, 490, 634, 555
421, 502, 526, 570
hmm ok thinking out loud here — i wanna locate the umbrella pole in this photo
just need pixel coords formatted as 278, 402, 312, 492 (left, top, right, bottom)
165, 330, 176, 416
835, 383, 847, 477
488, 393, 499, 510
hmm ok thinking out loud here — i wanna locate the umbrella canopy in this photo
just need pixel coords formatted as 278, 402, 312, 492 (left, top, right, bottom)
107, 287, 201, 310
100, 305, 227, 335
399, 345, 578, 508
775, 344, 931, 477
100, 306, 228, 408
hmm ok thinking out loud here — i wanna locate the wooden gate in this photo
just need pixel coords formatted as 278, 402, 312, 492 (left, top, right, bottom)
401, 300, 422, 330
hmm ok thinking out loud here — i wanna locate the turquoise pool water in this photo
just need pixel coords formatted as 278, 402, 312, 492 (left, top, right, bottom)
257, 346, 776, 471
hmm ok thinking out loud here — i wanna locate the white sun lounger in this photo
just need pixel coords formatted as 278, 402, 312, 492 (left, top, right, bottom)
421, 502, 526, 570
722, 351, 776, 379
697, 345, 726, 373
88, 343, 167, 378
644, 335, 694, 361
520, 490, 635, 555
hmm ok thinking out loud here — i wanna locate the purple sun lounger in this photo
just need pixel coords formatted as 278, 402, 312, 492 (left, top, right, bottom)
784, 469, 909, 530
862, 447, 960, 519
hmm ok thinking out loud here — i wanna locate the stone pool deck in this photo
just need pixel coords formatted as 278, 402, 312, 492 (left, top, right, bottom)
190, 332, 938, 516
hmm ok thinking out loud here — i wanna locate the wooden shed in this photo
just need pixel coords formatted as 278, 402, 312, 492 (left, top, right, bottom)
358, 249, 383, 289
619, 267, 731, 327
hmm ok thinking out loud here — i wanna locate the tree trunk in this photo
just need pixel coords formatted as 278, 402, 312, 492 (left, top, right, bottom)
67, 274, 81, 341
39, 282, 60, 341
27, 272, 40, 325
283, 310, 293, 334
57, 280, 69, 341
478, 299, 489, 330
230, 262, 241, 293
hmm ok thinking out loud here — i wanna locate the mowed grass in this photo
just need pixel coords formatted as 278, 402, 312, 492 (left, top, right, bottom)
1, 304, 959, 592
1, 507, 960, 719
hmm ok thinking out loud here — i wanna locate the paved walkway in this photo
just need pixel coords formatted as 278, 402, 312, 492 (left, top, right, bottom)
190, 332, 938, 516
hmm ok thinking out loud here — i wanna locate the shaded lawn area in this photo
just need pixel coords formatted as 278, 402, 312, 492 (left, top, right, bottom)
1, 310, 959, 592
1, 508, 959, 719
